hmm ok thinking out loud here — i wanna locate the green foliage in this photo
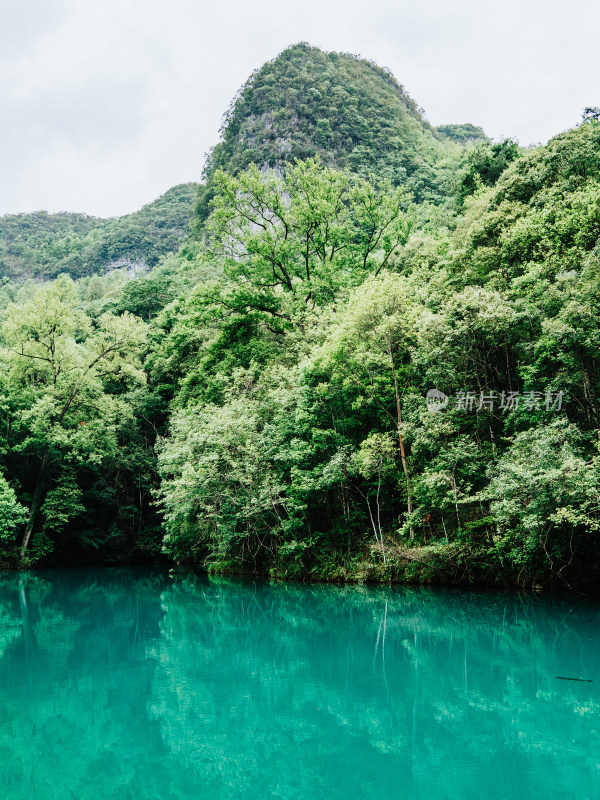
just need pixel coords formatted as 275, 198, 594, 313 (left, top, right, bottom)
0, 474, 27, 544
195, 43, 478, 224
40, 473, 86, 536
206, 159, 411, 325
1, 45, 600, 590
582, 107, 600, 123
0, 275, 158, 562
458, 138, 521, 201
156, 122, 600, 592
0, 183, 198, 281
482, 420, 600, 581
435, 123, 490, 144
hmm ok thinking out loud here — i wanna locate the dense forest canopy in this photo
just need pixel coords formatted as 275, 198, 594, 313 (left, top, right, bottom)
194, 43, 478, 223
0, 44, 599, 593
0, 183, 199, 282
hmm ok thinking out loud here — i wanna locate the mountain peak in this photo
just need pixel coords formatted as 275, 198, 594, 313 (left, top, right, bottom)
196, 44, 483, 221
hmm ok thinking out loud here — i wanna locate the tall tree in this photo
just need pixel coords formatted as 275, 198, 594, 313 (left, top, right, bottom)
1, 276, 147, 557
206, 159, 411, 328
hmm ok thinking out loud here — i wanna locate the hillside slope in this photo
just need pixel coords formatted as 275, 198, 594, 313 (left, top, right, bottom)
0, 45, 487, 281
196, 43, 485, 221
0, 182, 199, 282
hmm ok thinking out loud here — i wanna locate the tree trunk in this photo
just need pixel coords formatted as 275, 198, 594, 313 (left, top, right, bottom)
387, 339, 413, 537
451, 474, 461, 530
20, 447, 49, 558
375, 470, 386, 564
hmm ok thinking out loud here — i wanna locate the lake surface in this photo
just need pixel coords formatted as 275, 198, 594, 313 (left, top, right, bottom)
0, 569, 599, 799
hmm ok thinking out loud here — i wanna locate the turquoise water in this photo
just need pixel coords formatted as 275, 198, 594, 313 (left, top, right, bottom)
0, 570, 599, 799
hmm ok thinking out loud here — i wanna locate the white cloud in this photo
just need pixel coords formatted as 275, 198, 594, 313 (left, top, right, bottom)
0, 0, 597, 216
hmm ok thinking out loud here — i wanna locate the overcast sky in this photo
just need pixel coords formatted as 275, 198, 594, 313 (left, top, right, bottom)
1, 0, 597, 218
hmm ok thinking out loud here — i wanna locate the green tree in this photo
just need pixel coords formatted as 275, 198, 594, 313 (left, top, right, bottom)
1, 276, 147, 557
481, 420, 600, 589
0, 474, 27, 545
458, 138, 520, 201
206, 158, 411, 328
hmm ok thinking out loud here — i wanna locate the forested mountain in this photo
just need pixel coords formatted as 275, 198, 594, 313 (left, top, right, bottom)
0, 44, 483, 282
195, 43, 484, 222
0, 183, 198, 282
0, 45, 598, 594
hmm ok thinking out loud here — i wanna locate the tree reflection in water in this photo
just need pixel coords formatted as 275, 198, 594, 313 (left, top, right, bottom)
0, 569, 598, 799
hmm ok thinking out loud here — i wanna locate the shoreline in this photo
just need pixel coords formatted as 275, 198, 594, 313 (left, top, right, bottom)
3, 542, 597, 598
